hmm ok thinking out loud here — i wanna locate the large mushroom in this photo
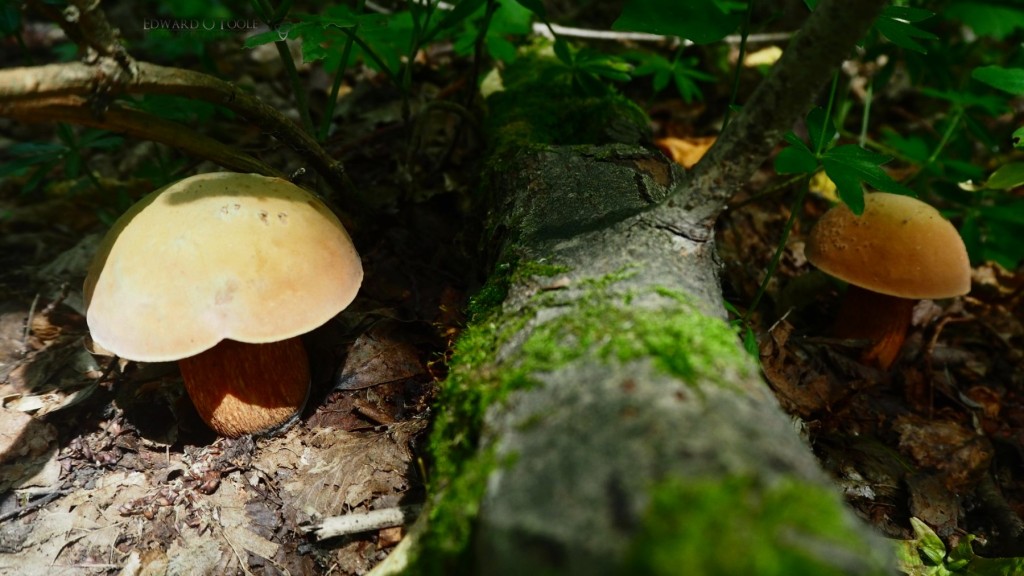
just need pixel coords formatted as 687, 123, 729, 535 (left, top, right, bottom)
805, 192, 970, 370
84, 172, 362, 437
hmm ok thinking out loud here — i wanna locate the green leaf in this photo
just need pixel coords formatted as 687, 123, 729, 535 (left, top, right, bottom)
775, 146, 818, 175
880, 129, 930, 165
513, 0, 547, 21
1013, 126, 1024, 149
576, 49, 633, 82
553, 38, 572, 66
874, 6, 938, 53
433, 0, 488, 36
972, 65, 1024, 96
822, 145, 913, 213
984, 163, 1024, 190
243, 27, 283, 49
0, 2, 21, 37
909, 517, 947, 566
612, 0, 740, 44
920, 87, 1008, 116
945, 0, 1024, 40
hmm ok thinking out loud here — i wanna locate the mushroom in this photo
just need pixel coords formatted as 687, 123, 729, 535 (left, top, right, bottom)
805, 192, 970, 370
84, 172, 362, 437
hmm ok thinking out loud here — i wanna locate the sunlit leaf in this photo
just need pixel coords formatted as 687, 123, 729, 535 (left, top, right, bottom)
984, 163, 1024, 190
972, 65, 1024, 95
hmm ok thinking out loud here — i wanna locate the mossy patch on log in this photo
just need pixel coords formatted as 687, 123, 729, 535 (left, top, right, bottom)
416, 261, 754, 572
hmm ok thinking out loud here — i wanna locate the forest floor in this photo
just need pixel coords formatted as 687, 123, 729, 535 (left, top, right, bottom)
2, 9, 1024, 576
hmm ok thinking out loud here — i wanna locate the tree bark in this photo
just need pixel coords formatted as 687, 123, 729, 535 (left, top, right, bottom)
398, 0, 894, 574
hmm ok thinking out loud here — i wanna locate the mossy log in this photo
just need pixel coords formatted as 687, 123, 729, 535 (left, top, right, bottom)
390, 1, 894, 573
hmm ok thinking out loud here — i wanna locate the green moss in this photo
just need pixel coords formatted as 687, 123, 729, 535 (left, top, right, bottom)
510, 259, 570, 284
414, 265, 757, 572
625, 476, 887, 576
521, 281, 751, 387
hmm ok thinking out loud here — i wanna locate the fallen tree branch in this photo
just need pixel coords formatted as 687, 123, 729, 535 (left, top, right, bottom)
0, 60, 354, 198
1, 96, 285, 178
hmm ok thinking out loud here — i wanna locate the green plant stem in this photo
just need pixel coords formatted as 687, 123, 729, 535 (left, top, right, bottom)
338, 27, 396, 82
815, 73, 840, 155
926, 106, 964, 166
742, 72, 840, 324
252, 0, 314, 135
905, 105, 964, 187
721, 0, 754, 131
742, 181, 809, 324
319, 0, 366, 142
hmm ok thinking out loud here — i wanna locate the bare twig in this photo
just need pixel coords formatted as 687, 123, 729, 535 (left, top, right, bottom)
532, 22, 793, 47
304, 505, 423, 540
0, 489, 70, 522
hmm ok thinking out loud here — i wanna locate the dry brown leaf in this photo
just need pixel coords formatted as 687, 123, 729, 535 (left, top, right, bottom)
256, 419, 426, 522
655, 136, 716, 169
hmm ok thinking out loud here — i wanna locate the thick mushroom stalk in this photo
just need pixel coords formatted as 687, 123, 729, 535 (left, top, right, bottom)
179, 338, 310, 437
806, 192, 971, 371
831, 285, 916, 370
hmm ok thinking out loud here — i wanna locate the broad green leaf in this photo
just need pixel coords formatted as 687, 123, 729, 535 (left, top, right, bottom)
243, 27, 284, 48
945, 0, 1024, 40
874, 6, 938, 53
553, 38, 572, 66
0, 156, 60, 179
822, 145, 912, 213
984, 162, 1024, 190
821, 161, 866, 214
909, 517, 947, 566
783, 131, 812, 154
774, 146, 818, 175
1013, 126, 1024, 149
434, 0, 488, 35
920, 87, 1008, 116
612, 0, 740, 44
972, 65, 1024, 96
513, 0, 547, 21
880, 129, 930, 165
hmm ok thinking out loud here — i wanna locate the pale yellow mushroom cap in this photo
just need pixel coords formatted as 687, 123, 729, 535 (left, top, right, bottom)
806, 192, 971, 300
84, 172, 363, 362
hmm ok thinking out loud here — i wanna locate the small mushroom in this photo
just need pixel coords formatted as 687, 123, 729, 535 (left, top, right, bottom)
805, 192, 970, 370
84, 172, 362, 437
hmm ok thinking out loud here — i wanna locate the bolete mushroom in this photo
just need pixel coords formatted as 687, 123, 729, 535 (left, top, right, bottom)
84, 172, 362, 437
805, 192, 970, 370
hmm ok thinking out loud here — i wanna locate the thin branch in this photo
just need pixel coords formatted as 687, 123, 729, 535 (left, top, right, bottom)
1, 96, 286, 178
673, 0, 889, 228
303, 505, 422, 540
532, 22, 794, 47
0, 59, 355, 200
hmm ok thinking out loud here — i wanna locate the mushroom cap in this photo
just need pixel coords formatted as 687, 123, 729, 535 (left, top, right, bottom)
84, 172, 363, 362
806, 192, 970, 299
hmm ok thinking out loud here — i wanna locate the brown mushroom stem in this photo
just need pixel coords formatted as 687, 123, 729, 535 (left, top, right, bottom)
178, 337, 311, 438
831, 285, 916, 371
